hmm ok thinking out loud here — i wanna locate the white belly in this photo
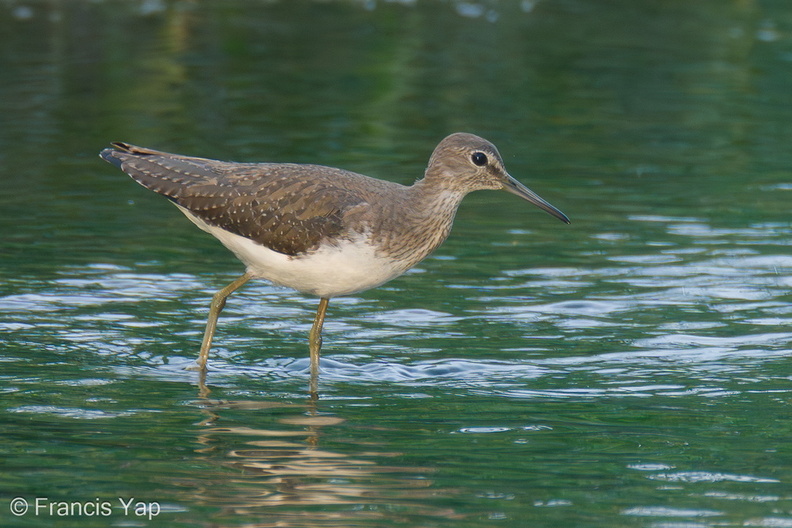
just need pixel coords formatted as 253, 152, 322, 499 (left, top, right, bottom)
176, 206, 408, 298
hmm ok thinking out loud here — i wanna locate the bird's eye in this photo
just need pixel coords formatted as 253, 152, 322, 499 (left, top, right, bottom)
471, 152, 488, 166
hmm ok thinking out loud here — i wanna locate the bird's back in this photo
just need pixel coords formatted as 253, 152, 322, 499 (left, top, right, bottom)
100, 143, 404, 256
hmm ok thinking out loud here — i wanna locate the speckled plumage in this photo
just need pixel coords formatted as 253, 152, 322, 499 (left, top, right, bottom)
102, 144, 375, 256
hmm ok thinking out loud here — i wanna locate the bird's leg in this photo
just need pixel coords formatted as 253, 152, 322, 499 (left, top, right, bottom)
309, 297, 330, 364
192, 272, 253, 371
308, 297, 329, 395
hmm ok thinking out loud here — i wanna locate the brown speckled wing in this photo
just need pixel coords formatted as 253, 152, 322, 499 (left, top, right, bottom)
101, 143, 367, 256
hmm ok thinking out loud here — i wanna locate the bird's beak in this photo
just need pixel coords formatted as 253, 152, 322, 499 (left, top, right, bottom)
502, 174, 570, 224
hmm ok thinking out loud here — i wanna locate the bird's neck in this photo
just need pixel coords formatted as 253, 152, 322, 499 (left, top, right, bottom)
409, 176, 467, 222
367, 178, 466, 270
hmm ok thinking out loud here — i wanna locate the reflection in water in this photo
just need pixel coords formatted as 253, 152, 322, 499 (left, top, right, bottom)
185, 397, 461, 525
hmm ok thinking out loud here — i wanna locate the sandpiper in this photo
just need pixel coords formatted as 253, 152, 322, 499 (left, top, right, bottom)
101, 133, 569, 376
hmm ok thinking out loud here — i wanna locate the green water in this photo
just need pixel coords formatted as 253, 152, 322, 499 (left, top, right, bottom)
2, 1, 792, 526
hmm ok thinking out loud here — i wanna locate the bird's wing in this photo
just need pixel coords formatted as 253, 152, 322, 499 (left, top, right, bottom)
101, 143, 369, 256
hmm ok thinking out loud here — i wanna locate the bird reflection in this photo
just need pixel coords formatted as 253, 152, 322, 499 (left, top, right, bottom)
183, 390, 463, 525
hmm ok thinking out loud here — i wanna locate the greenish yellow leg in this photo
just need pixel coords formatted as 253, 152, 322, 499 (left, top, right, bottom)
308, 297, 329, 395
193, 273, 253, 371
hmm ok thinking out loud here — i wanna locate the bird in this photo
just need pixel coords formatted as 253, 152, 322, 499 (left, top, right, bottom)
100, 133, 569, 378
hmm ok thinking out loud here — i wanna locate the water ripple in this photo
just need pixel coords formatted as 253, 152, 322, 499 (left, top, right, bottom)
8, 405, 138, 419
